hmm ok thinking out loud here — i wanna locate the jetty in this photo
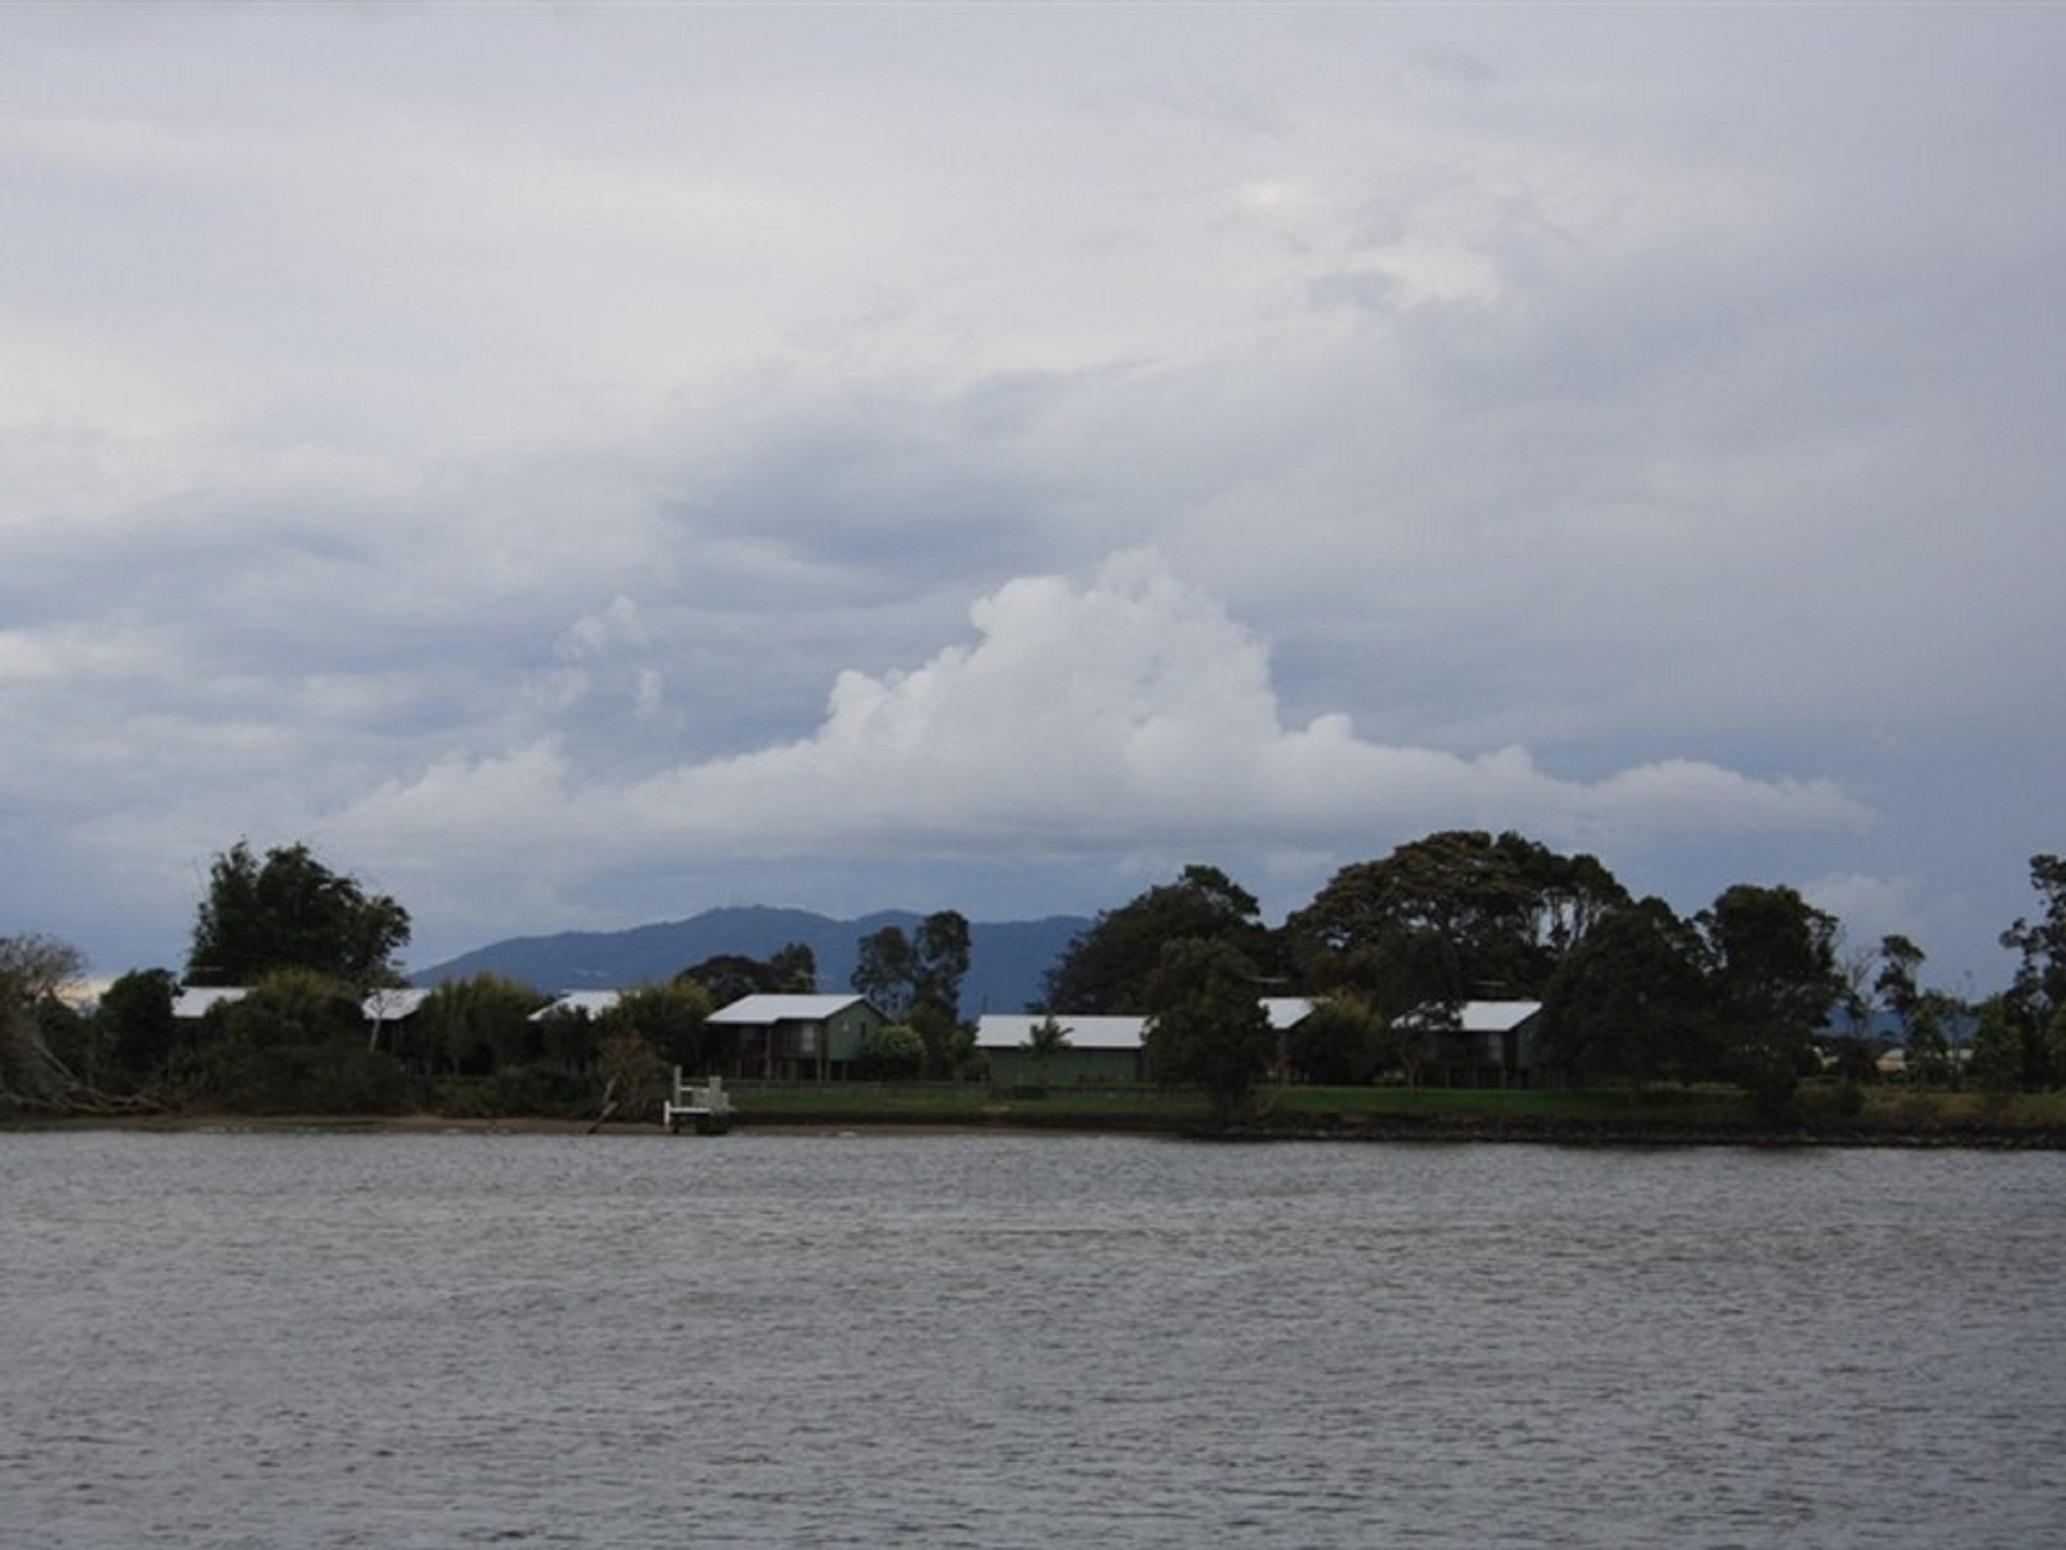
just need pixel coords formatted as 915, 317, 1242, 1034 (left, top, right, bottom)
663, 1069, 734, 1134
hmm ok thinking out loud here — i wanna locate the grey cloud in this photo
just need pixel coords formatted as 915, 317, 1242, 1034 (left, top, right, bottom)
323, 559, 1870, 915
653, 379, 1084, 596
0, 5, 2058, 991
1308, 269, 1399, 316
1410, 46, 1499, 89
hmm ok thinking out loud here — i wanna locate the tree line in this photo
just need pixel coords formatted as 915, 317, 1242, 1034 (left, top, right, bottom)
1, 839, 984, 1116
1044, 836, 2066, 1116
3, 832, 2062, 1119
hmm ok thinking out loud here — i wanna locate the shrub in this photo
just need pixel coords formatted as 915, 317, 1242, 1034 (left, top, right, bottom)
856, 1023, 926, 1079
426, 1064, 599, 1119
180, 969, 408, 1114
597, 983, 714, 1072
597, 1033, 668, 1122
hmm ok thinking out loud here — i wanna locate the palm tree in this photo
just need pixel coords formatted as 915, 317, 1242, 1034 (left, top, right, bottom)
1022, 1015, 1072, 1086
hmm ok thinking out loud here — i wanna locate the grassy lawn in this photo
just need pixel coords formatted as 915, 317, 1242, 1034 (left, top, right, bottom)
733, 1081, 1764, 1127
1262, 1085, 1750, 1124
727, 1082, 1211, 1122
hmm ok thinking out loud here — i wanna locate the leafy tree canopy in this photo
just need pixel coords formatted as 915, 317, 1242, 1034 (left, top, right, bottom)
1538, 897, 1714, 1086
855, 1021, 926, 1080
851, 911, 970, 1021
1970, 854, 2066, 1091
1282, 997, 1387, 1087
211, 968, 365, 1051
2002, 853, 2066, 1023
767, 942, 819, 994
851, 925, 916, 1016
1904, 989, 1965, 1087
181, 969, 406, 1115
1875, 934, 1927, 1024
599, 981, 715, 1073
1044, 865, 1282, 1014
912, 911, 971, 1017
98, 967, 180, 1084
1141, 936, 1277, 1119
187, 841, 410, 988
676, 942, 817, 1007
416, 974, 550, 1076
1696, 883, 1840, 1110
1286, 831, 1628, 1013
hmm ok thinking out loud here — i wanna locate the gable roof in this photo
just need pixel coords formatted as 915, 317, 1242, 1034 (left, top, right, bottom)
1396, 1000, 1545, 1037
363, 987, 433, 1022
1397, 999, 1544, 1032
708, 993, 876, 1025
1261, 997, 1316, 1030
980, 998, 1319, 1051
1460, 1000, 1543, 1032
975, 1014, 1149, 1051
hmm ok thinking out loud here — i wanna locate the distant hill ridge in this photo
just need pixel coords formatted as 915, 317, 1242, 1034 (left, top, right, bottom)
411, 905, 1089, 1017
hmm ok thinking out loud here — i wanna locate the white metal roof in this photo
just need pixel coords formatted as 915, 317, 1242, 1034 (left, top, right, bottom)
1385, 999, 1547, 1033
1455, 1000, 1544, 1032
981, 1000, 1316, 1050
527, 990, 622, 1022
362, 987, 433, 1022
976, 1014, 1149, 1051
172, 986, 248, 1018
708, 993, 872, 1025
1261, 997, 1316, 1030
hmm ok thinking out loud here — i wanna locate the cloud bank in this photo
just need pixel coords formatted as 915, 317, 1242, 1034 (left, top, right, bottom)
332, 555, 1868, 884
1, 7, 2056, 982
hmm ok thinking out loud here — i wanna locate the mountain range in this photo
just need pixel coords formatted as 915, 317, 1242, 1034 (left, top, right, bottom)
410, 905, 1089, 1017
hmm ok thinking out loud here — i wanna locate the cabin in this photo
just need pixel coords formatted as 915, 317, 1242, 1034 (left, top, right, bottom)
706, 993, 888, 1081
1397, 999, 1544, 1087
362, 987, 432, 1053
981, 997, 1320, 1088
1262, 996, 1315, 1079
977, 1015, 1151, 1087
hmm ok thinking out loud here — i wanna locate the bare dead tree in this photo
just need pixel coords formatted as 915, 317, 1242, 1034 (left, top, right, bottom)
0, 934, 151, 1116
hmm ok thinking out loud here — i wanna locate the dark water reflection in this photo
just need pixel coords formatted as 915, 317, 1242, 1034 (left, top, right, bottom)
6, 1132, 2064, 1547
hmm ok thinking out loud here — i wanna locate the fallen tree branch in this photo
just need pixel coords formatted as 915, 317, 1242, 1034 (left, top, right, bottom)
586, 1074, 619, 1135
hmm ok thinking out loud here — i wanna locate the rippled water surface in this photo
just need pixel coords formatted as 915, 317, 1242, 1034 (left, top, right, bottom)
6, 1131, 2065, 1547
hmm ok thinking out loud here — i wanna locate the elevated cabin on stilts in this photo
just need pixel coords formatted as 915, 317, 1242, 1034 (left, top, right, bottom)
706, 993, 888, 1081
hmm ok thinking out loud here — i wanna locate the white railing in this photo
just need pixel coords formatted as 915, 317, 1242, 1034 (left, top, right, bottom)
663, 1069, 734, 1132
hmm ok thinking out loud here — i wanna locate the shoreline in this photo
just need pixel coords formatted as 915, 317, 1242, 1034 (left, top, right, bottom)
7, 1109, 2064, 1148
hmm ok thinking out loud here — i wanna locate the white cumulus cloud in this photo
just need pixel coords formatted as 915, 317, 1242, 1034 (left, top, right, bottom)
329, 554, 1870, 886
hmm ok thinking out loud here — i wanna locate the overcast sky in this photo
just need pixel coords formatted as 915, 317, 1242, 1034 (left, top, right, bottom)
4, 4, 2060, 992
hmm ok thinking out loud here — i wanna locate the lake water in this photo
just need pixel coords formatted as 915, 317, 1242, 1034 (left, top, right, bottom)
5, 1131, 2064, 1548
